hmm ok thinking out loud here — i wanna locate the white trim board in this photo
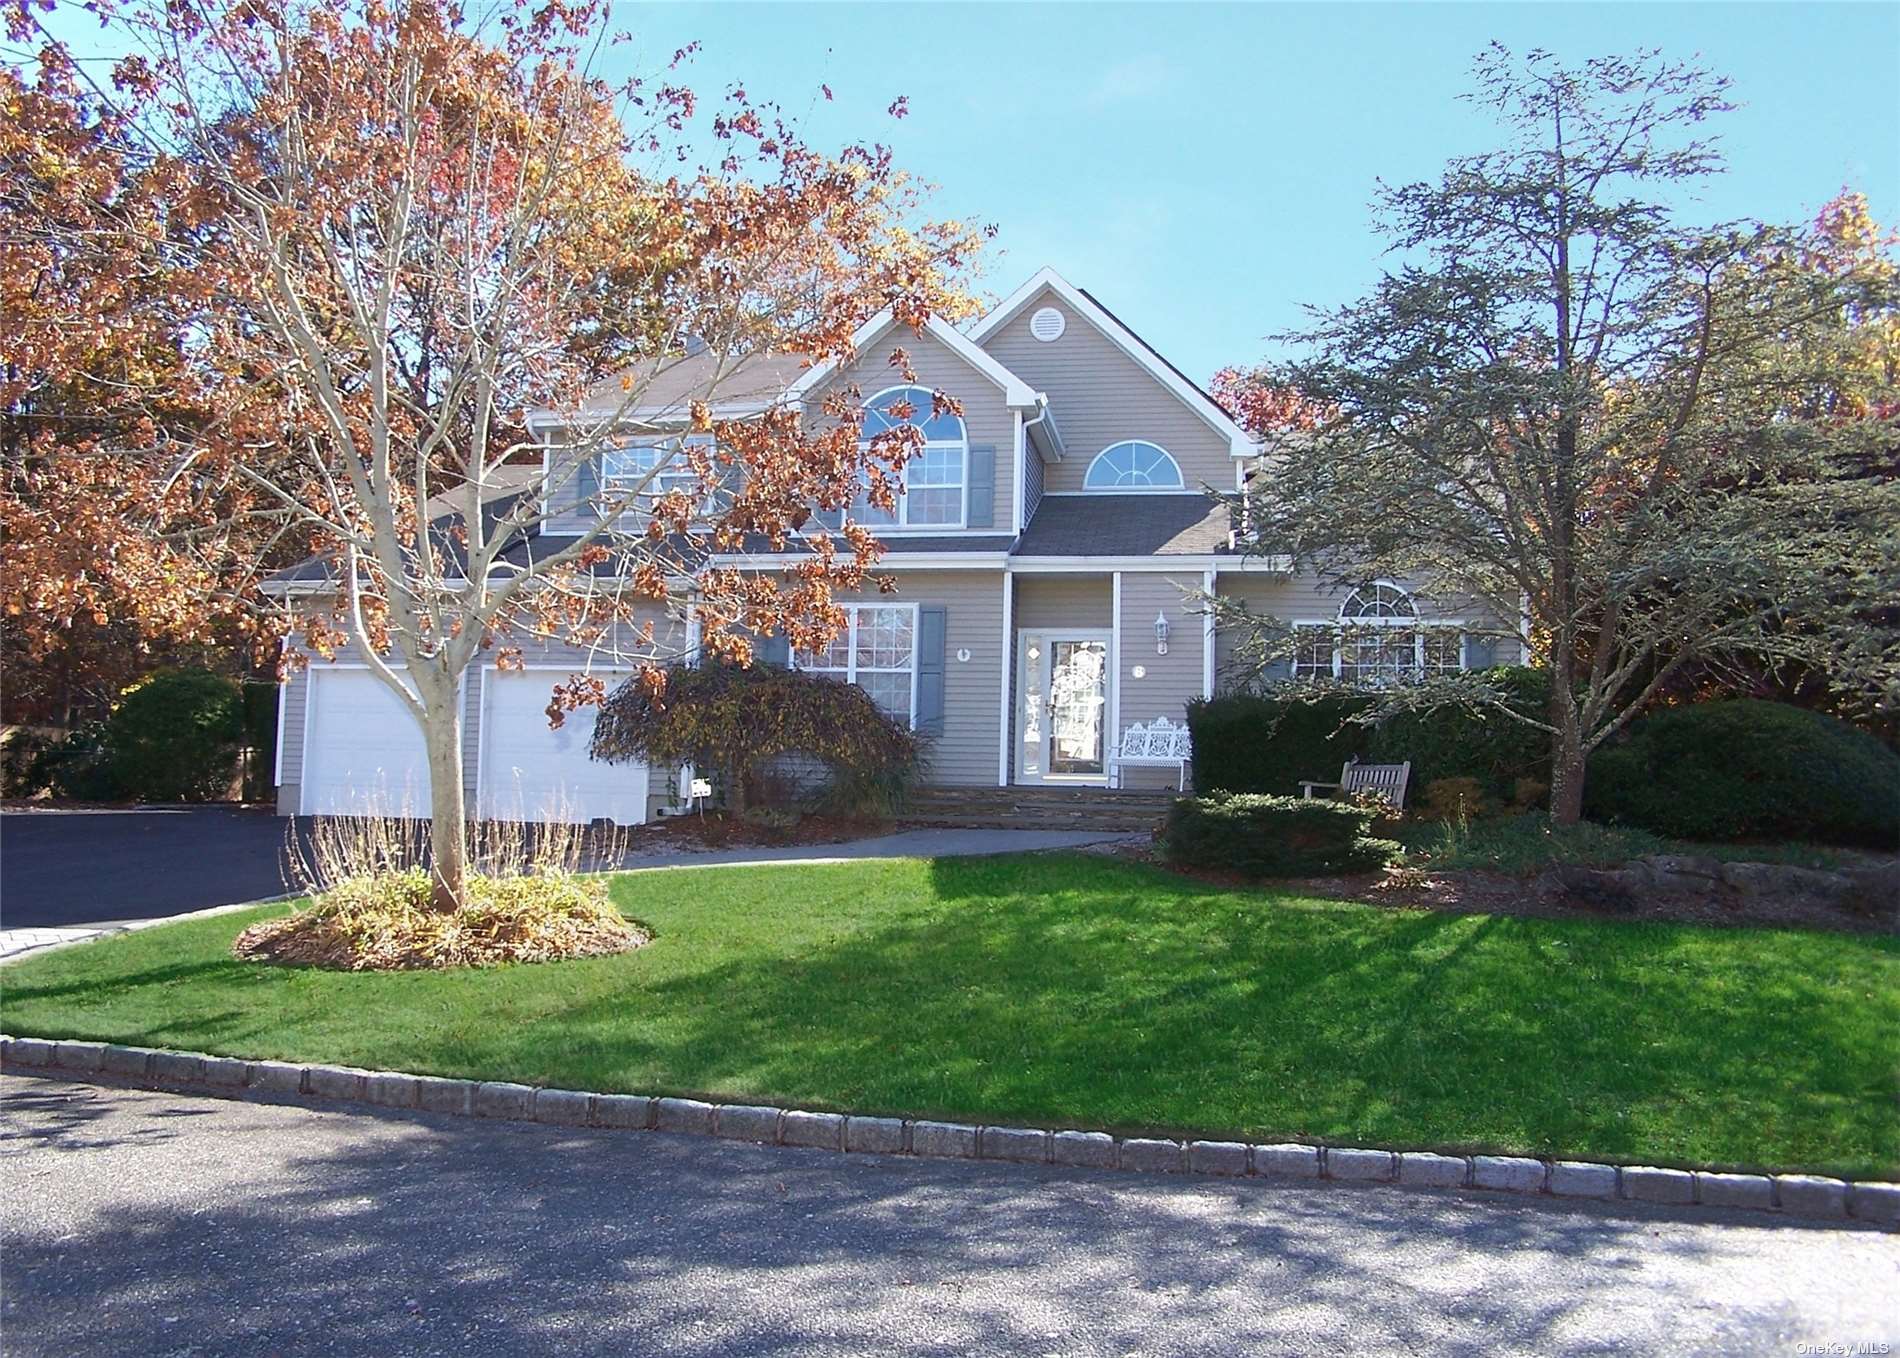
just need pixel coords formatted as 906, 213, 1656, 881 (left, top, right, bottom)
967, 268, 1262, 458
784, 311, 1039, 410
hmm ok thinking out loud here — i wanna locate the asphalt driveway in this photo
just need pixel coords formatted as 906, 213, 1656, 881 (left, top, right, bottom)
0, 806, 1128, 931
0, 807, 303, 929
2, 1075, 1893, 1357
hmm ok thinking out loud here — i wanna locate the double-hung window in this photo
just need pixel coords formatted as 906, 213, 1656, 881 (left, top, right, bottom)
848, 385, 967, 530
793, 603, 918, 725
599, 434, 716, 517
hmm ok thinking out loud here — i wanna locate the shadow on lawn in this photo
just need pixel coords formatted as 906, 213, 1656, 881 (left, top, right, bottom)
442, 856, 1893, 1172
6, 853, 1895, 1176
2, 1078, 1862, 1358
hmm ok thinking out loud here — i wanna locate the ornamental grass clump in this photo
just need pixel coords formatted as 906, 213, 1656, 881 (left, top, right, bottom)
232, 808, 646, 970
233, 869, 645, 971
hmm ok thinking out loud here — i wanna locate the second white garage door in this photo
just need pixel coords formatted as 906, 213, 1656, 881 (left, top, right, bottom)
478, 670, 649, 825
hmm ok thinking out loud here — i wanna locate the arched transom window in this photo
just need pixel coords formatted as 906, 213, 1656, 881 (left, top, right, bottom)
1083, 440, 1183, 490
853, 384, 967, 528
1339, 582, 1418, 620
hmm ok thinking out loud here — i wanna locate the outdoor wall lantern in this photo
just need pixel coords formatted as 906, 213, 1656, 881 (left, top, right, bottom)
1154, 610, 1171, 655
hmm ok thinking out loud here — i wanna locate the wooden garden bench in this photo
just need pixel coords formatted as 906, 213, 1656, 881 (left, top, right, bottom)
1108, 716, 1194, 791
1299, 759, 1412, 812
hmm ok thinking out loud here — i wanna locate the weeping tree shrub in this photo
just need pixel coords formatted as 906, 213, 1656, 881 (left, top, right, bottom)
591, 663, 926, 821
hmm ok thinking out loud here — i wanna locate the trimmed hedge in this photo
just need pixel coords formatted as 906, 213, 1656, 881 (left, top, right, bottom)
1187, 668, 1552, 801
1367, 666, 1551, 799
1185, 694, 1372, 797
1159, 792, 1405, 877
1586, 700, 1900, 847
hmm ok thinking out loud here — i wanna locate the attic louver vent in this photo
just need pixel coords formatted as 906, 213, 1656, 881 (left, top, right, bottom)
1029, 306, 1066, 342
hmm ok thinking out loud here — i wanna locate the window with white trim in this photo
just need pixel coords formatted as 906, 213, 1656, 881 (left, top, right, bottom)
599, 433, 717, 516
1291, 583, 1468, 684
793, 603, 918, 724
1083, 440, 1184, 490
851, 385, 966, 528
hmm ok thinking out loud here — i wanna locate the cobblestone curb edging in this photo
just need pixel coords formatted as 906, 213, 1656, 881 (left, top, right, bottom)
5, 1035, 1894, 1229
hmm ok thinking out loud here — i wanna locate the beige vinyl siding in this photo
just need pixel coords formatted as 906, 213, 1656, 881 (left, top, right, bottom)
803, 328, 1016, 534
827, 570, 1006, 787
982, 287, 1233, 494
1115, 572, 1208, 790
1013, 575, 1112, 628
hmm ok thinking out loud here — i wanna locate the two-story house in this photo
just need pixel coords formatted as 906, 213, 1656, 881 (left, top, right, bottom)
271, 268, 1511, 823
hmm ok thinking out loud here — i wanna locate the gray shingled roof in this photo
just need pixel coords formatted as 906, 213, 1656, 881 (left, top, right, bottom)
1011, 494, 1234, 557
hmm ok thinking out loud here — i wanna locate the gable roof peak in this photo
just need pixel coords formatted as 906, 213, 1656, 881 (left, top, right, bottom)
970, 268, 1260, 458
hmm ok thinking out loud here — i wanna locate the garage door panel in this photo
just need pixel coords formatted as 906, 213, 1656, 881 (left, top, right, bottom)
303, 670, 431, 817
480, 672, 648, 825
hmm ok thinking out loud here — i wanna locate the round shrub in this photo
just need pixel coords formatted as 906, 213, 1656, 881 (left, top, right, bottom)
1160, 792, 1405, 877
103, 669, 244, 803
1585, 700, 1900, 847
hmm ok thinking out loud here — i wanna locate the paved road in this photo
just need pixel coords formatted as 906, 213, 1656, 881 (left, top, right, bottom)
2, 1077, 1893, 1357
0, 806, 1127, 932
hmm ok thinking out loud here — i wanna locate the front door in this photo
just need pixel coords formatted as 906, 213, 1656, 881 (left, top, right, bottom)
1016, 631, 1111, 783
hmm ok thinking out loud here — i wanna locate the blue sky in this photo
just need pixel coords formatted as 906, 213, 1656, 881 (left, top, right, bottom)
610, 2, 1899, 382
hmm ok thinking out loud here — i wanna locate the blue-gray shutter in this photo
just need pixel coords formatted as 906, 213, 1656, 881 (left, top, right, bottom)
1261, 659, 1293, 683
576, 452, 600, 514
966, 445, 996, 529
916, 606, 947, 735
1463, 634, 1500, 669
755, 633, 791, 668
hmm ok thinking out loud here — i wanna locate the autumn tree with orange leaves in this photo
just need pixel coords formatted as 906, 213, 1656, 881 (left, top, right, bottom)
1218, 47, 1898, 824
2, 0, 986, 907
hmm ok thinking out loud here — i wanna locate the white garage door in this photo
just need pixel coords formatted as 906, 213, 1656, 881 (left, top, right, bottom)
479, 671, 649, 825
302, 669, 431, 817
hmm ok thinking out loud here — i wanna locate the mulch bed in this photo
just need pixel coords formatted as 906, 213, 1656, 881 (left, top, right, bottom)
1098, 843, 1896, 936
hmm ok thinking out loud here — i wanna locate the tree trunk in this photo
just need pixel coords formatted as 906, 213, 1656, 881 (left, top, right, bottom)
1546, 690, 1587, 826
423, 702, 467, 913
724, 758, 747, 820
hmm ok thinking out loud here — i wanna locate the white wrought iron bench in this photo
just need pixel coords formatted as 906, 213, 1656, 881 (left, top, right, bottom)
1299, 759, 1412, 811
1109, 716, 1194, 791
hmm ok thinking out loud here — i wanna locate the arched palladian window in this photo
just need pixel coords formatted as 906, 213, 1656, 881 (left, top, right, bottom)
1291, 581, 1466, 683
1339, 582, 1417, 620
853, 385, 967, 527
1083, 440, 1183, 490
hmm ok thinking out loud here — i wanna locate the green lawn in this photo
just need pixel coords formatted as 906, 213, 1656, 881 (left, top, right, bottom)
4, 853, 1895, 1177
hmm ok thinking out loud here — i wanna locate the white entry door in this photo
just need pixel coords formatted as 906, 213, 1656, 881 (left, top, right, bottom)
1016, 631, 1111, 784
478, 670, 649, 825
301, 669, 431, 816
